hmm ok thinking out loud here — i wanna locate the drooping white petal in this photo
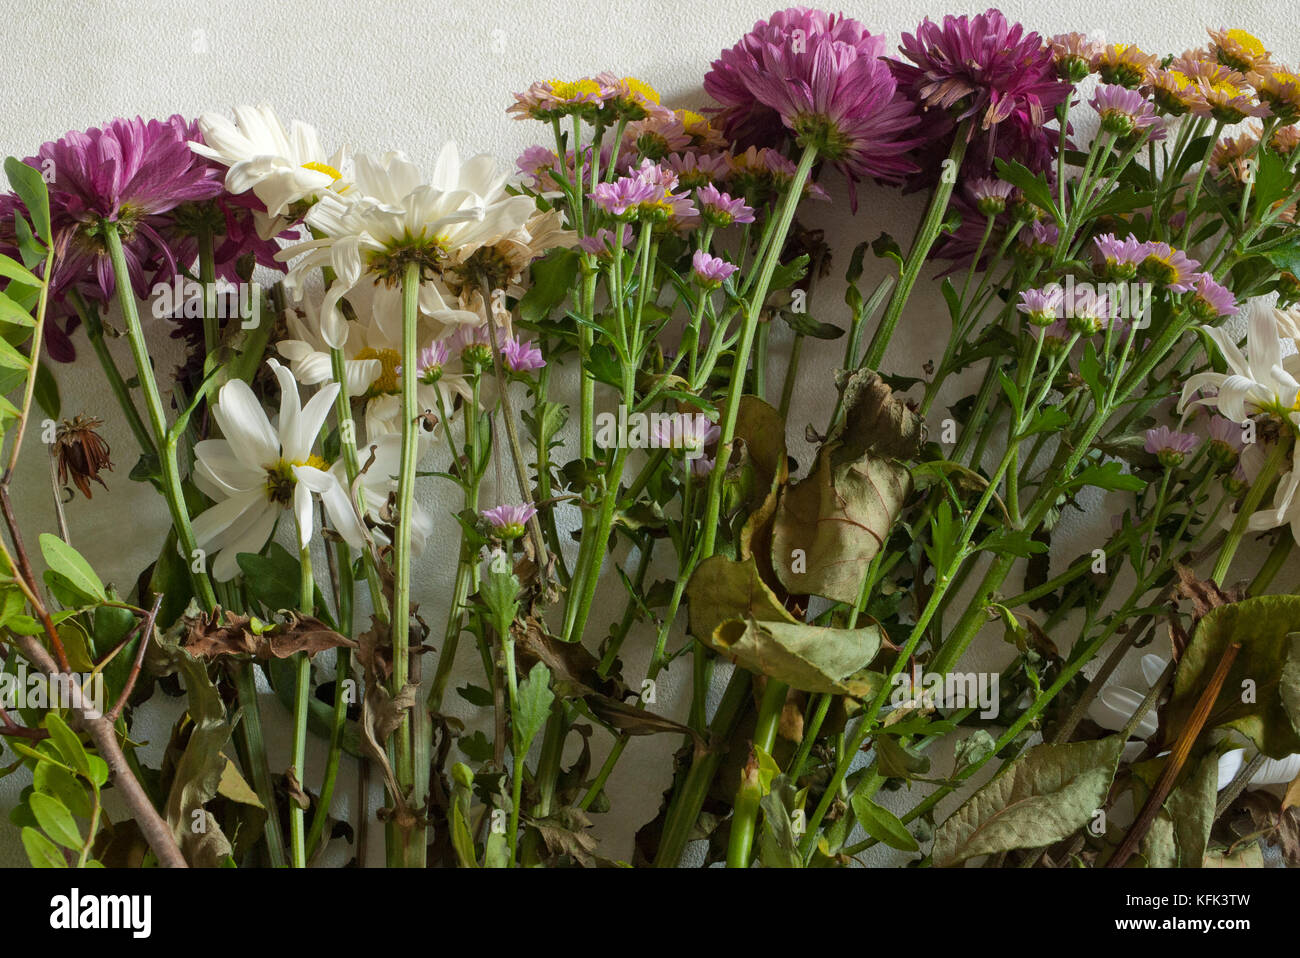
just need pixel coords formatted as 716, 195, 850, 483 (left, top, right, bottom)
212, 379, 279, 467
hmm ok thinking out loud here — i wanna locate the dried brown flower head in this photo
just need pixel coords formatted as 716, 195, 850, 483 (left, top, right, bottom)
53, 415, 112, 499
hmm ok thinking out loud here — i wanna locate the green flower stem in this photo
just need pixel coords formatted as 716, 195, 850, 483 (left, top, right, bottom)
1249, 532, 1293, 595
103, 224, 215, 614
777, 331, 804, 420
329, 348, 387, 620
197, 225, 218, 355
1212, 438, 1289, 585
71, 290, 156, 456
726, 677, 787, 867
289, 534, 314, 868
653, 668, 752, 867
1180, 120, 1225, 247
698, 142, 818, 559
232, 661, 287, 867
859, 130, 969, 373
786, 692, 832, 783
389, 261, 424, 866
500, 612, 524, 867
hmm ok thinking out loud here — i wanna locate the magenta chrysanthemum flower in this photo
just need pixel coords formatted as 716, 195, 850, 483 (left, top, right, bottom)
712, 11, 920, 198
696, 184, 755, 227
1090, 84, 1163, 137
501, 336, 545, 373
691, 249, 738, 287
1017, 285, 1064, 326
1187, 271, 1237, 319
890, 10, 1070, 182
1093, 232, 1149, 279
1144, 425, 1199, 466
482, 503, 538, 539
0, 115, 224, 360
28, 116, 223, 300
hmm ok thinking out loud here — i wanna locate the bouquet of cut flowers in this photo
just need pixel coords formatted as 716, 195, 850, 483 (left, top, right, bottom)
3, 7, 1300, 870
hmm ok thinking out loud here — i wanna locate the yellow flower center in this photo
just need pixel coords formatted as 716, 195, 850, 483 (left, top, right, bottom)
264, 455, 329, 505
549, 78, 601, 101
1226, 29, 1266, 59
302, 161, 343, 182
620, 76, 660, 105
355, 347, 403, 397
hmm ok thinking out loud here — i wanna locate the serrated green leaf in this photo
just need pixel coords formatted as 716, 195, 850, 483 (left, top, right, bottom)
514, 661, 554, 753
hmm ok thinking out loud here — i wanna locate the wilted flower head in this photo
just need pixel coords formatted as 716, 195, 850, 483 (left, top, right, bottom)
691, 249, 738, 288
1210, 130, 1261, 183
1144, 425, 1199, 467
1091, 84, 1162, 137
482, 503, 537, 539
53, 415, 113, 499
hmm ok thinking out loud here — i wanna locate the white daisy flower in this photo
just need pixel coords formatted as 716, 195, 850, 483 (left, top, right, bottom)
190, 104, 350, 239
192, 359, 365, 581
1179, 303, 1300, 424
278, 145, 537, 349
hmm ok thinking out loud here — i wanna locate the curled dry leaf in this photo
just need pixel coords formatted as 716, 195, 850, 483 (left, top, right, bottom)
772, 370, 923, 603
180, 607, 356, 661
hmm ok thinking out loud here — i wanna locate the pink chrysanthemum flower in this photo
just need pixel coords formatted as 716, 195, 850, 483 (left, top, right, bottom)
968, 177, 1015, 215
691, 249, 738, 288
653, 412, 721, 461
1019, 219, 1060, 256
508, 78, 605, 121
1093, 233, 1149, 279
1065, 285, 1110, 336
625, 113, 692, 161
1206, 415, 1245, 466
1091, 84, 1163, 137
1187, 272, 1237, 319
482, 503, 538, 540
591, 160, 697, 225
577, 225, 633, 258
501, 336, 545, 373
1017, 285, 1064, 326
415, 340, 450, 384
696, 183, 755, 227
665, 151, 731, 189
1138, 242, 1202, 292
1050, 32, 1101, 82
1144, 425, 1199, 467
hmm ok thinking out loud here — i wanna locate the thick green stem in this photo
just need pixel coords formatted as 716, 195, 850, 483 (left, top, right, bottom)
726, 678, 786, 867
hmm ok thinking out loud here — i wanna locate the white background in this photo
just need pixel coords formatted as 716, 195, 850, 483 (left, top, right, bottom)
0, 0, 1296, 866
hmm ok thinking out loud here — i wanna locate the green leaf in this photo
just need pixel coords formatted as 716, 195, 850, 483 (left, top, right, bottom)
1169, 596, 1300, 758
514, 661, 555, 753
449, 763, 480, 868
0, 252, 38, 287
34, 762, 93, 817
0, 335, 30, 370
43, 713, 90, 778
480, 566, 521, 639
757, 777, 803, 868
28, 792, 82, 850
237, 542, 303, 611
994, 159, 1058, 221
517, 247, 580, 325
4, 157, 50, 244
34, 361, 60, 420
38, 534, 106, 604
932, 736, 1124, 866
0, 291, 35, 327
1070, 460, 1145, 492
851, 793, 919, 852
21, 826, 67, 867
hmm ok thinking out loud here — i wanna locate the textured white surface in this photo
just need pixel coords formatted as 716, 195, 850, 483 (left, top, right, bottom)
1, 0, 1297, 867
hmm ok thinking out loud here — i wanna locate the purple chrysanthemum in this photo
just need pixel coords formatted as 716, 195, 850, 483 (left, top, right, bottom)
712, 10, 920, 198
1144, 425, 1199, 466
691, 249, 738, 287
889, 10, 1071, 184
591, 161, 697, 225
1017, 285, 1064, 326
502, 336, 545, 373
1093, 232, 1149, 279
1138, 241, 1202, 292
1187, 271, 1237, 319
696, 183, 755, 227
665, 151, 732, 189
577, 225, 633, 258
415, 340, 449, 383
482, 503, 538, 539
1206, 415, 1245, 466
1090, 84, 1163, 137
